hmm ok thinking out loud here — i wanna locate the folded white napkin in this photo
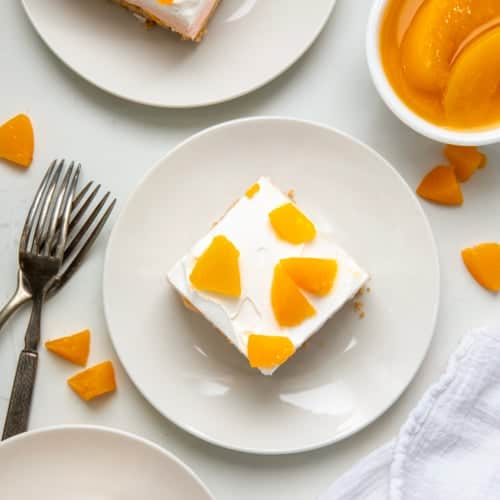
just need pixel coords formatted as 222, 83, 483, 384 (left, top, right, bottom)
321, 327, 500, 500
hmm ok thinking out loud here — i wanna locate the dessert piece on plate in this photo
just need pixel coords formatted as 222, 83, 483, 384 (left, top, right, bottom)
168, 178, 369, 375
113, 0, 221, 41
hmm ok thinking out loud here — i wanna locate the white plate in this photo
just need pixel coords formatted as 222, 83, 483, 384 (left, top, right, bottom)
103, 117, 440, 454
22, 0, 336, 108
0, 425, 215, 500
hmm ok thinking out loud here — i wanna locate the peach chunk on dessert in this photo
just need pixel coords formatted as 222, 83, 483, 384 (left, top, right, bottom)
416, 166, 463, 206
0, 114, 34, 168
401, 0, 500, 93
444, 145, 486, 183
45, 329, 90, 366
189, 235, 241, 297
462, 243, 500, 292
68, 361, 117, 401
247, 334, 295, 369
281, 258, 338, 296
269, 203, 316, 244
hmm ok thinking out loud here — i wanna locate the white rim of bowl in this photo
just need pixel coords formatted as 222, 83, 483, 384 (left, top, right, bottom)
0, 424, 216, 500
103, 116, 440, 455
366, 0, 500, 146
21, 0, 337, 109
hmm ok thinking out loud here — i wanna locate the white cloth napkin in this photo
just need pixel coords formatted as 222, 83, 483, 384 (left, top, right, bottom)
320, 327, 500, 500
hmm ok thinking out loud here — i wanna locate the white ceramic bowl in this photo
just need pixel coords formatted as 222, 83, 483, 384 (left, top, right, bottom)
366, 0, 500, 146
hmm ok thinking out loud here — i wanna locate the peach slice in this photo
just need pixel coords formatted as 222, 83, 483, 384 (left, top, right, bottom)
462, 243, 500, 291
416, 165, 463, 206
444, 145, 486, 182
189, 235, 241, 297
444, 26, 500, 127
401, 0, 500, 93
247, 334, 295, 369
0, 114, 34, 168
68, 361, 116, 401
280, 258, 338, 296
45, 329, 90, 366
245, 183, 260, 199
271, 263, 316, 327
269, 203, 316, 244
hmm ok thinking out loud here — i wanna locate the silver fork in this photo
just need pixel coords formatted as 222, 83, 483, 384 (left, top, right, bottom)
2, 161, 79, 440
0, 173, 115, 332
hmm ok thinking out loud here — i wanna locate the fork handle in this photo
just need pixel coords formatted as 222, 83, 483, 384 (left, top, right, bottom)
0, 270, 32, 332
2, 350, 38, 440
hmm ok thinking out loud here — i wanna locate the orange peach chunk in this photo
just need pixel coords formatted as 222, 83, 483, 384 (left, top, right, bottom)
416, 166, 463, 206
462, 243, 500, 292
444, 26, 500, 127
271, 263, 316, 327
68, 361, 116, 401
280, 258, 338, 296
45, 329, 90, 366
269, 203, 316, 244
0, 114, 34, 168
245, 183, 260, 199
444, 145, 486, 182
247, 334, 295, 369
189, 235, 241, 297
401, 0, 500, 93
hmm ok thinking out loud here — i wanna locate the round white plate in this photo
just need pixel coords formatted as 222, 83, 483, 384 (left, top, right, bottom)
22, 0, 336, 108
103, 117, 440, 454
0, 426, 214, 500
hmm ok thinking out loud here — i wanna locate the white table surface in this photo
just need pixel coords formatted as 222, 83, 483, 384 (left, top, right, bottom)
1, 1, 499, 499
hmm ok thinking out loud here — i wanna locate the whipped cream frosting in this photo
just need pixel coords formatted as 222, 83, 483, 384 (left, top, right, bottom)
168, 178, 369, 375
127, 0, 217, 38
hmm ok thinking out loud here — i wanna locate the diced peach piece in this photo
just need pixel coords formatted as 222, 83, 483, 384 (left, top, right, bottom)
0, 114, 34, 168
462, 243, 500, 291
247, 334, 295, 369
189, 235, 241, 297
444, 26, 500, 127
45, 329, 90, 366
68, 361, 116, 401
271, 263, 316, 327
245, 183, 260, 199
444, 145, 486, 182
416, 166, 463, 206
280, 258, 338, 296
401, 0, 500, 93
269, 203, 316, 244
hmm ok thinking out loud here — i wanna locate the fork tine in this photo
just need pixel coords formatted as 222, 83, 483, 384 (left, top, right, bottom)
19, 160, 57, 253
73, 181, 93, 209
31, 160, 64, 253
54, 165, 80, 260
64, 191, 110, 259
68, 184, 100, 237
54, 198, 116, 292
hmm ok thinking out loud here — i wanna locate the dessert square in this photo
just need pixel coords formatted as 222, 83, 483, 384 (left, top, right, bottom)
168, 178, 369, 374
114, 0, 221, 41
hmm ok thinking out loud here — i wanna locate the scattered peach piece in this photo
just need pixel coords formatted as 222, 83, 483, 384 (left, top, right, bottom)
445, 145, 486, 182
247, 334, 295, 369
416, 166, 463, 206
269, 203, 316, 244
45, 329, 90, 366
462, 243, 500, 292
280, 257, 338, 296
271, 263, 316, 327
245, 183, 260, 199
0, 114, 34, 168
190, 235, 241, 297
67, 361, 116, 401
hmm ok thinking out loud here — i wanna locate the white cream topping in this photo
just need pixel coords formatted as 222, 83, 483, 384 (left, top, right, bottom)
168, 178, 369, 375
127, 0, 214, 34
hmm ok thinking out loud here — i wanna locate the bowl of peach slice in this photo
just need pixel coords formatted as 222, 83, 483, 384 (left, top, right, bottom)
367, 0, 500, 145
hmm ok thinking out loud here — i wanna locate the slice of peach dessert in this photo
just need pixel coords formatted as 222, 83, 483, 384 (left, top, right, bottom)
167, 177, 369, 374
